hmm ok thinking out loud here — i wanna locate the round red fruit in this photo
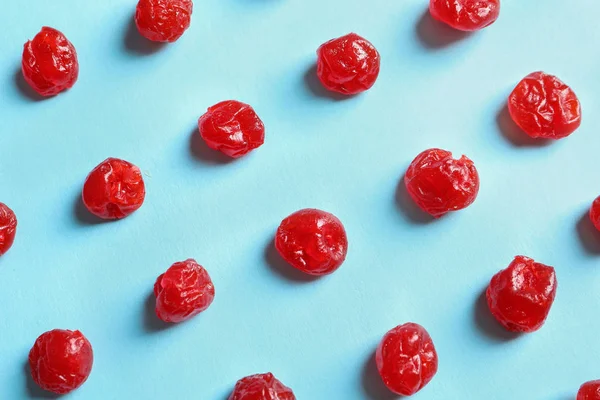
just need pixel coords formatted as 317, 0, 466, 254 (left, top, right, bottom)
229, 373, 296, 400
429, 0, 500, 31
135, 0, 193, 42
154, 259, 215, 323
404, 148, 479, 218
198, 100, 265, 158
317, 33, 380, 95
508, 71, 581, 139
486, 256, 557, 333
275, 208, 348, 276
29, 329, 93, 395
0, 203, 17, 256
376, 323, 438, 396
578, 380, 600, 400
590, 196, 600, 232
82, 158, 146, 220
22, 27, 79, 97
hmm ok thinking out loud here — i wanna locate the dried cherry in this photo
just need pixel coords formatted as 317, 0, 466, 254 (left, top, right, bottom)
229, 373, 296, 400
376, 323, 438, 396
0, 203, 17, 256
275, 208, 348, 276
22, 27, 79, 97
429, 0, 500, 31
135, 0, 193, 42
578, 380, 600, 400
508, 71, 581, 139
590, 196, 600, 232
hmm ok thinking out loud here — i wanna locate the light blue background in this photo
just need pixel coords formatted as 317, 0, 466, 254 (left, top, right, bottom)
1, 0, 599, 399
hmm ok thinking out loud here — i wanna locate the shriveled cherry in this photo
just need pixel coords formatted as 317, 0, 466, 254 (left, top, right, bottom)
198, 100, 265, 158
82, 158, 146, 220
22, 27, 79, 97
317, 33, 380, 95
578, 380, 600, 400
29, 329, 93, 395
154, 259, 215, 323
0, 203, 17, 256
429, 0, 500, 31
508, 71, 581, 139
486, 256, 557, 333
404, 148, 479, 218
590, 196, 600, 232
135, 0, 193, 42
229, 373, 296, 400
376, 323, 438, 396
275, 208, 348, 276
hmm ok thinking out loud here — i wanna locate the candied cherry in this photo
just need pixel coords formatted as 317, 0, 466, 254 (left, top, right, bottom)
29, 329, 93, 395
376, 323, 438, 396
578, 380, 600, 400
508, 71, 581, 139
590, 196, 600, 232
135, 0, 193, 42
429, 0, 500, 31
275, 208, 348, 276
198, 100, 265, 158
154, 259, 215, 323
316, 33, 380, 95
486, 256, 557, 333
229, 373, 296, 400
0, 203, 17, 256
22, 27, 79, 97
82, 158, 146, 220
404, 148, 479, 218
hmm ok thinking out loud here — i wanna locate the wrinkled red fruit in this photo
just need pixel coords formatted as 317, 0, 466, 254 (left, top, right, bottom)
376, 323, 438, 396
29, 329, 93, 395
508, 71, 581, 139
198, 100, 265, 158
0, 203, 17, 256
578, 380, 600, 400
486, 256, 557, 333
429, 0, 500, 31
316, 33, 380, 95
275, 208, 348, 276
22, 27, 79, 97
135, 0, 193, 42
82, 158, 146, 220
229, 373, 296, 400
404, 148, 479, 218
154, 259, 215, 323
590, 197, 600, 232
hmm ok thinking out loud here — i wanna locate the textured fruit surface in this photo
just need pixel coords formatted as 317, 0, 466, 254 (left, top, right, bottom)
229, 373, 296, 400
590, 197, 600, 232
22, 27, 79, 96
29, 329, 93, 395
0, 203, 17, 256
429, 0, 500, 31
198, 100, 265, 158
376, 323, 438, 396
135, 0, 193, 42
154, 259, 215, 323
404, 148, 479, 218
578, 380, 600, 400
82, 158, 146, 220
508, 71, 581, 139
486, 256, 557, 333
316, 33, 380, 95
275, 208, 348, 276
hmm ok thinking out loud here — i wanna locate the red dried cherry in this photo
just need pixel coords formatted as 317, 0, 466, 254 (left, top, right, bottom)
508, 71, 581, 139
486, 256, 557, 333
317, 33, 380, 95
0, 203, 17, 256
429, 0, 500, 31
275, 208, 348, 276
578, 380, 600, 400
154, 259, 215, 323
229, 373, 296, 400
82, 158, 146, 220
376, 323, 438, 396
198, 100, 265, 158
590, 196, 600, 232
135, 0, 193, 42
22, 27, 79, 97
29, 329, 93, 395
404, 148, 479, 218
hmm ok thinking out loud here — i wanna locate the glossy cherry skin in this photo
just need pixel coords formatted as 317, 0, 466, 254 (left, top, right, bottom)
578, 380, 600, 400
589, 197, 600, 232
429, 0, 500, 31
0, 203, 17, 256
229, 373, 296, 400
135, 0, 193, 42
